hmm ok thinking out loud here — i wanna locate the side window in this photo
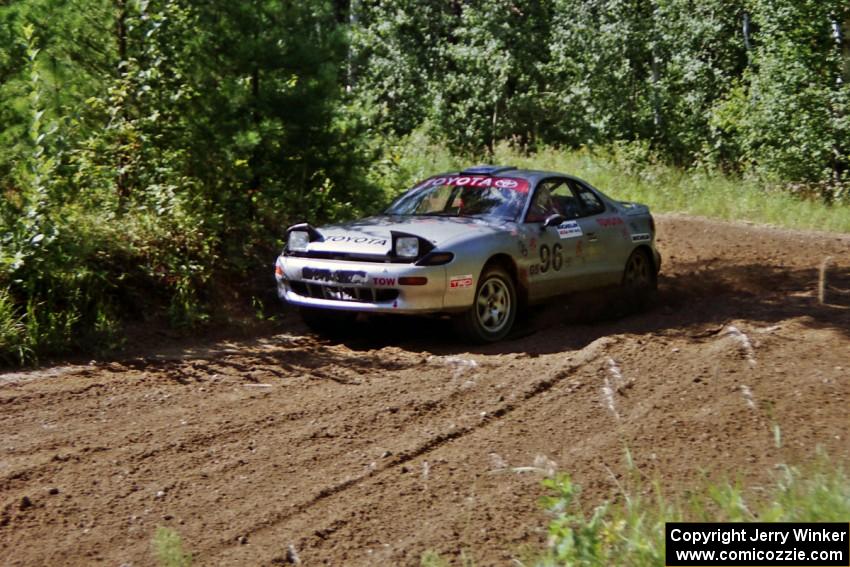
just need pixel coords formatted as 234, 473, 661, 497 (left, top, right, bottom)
569, 180, 606, 216
525, 179, 582, 222
526, 180, 560, 223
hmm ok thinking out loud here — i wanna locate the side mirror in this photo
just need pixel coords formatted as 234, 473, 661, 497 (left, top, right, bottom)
543, 213, 565, 227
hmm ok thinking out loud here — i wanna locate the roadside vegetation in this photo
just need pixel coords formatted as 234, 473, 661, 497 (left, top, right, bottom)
420, 453, 850, 566
534, 456, 850, 566
380, 135, 850, 234
1, 0, 849, 364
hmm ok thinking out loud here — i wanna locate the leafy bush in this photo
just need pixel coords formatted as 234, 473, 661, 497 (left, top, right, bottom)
0, 1, 380, 364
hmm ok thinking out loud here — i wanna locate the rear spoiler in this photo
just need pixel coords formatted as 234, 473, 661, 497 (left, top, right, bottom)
460, 165, 517, 175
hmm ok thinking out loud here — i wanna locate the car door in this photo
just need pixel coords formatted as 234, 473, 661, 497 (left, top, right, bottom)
523, 178, 586, 300
568, 179, 626, 288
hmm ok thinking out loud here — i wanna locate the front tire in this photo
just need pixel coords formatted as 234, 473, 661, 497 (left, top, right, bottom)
455, 266, 517, 343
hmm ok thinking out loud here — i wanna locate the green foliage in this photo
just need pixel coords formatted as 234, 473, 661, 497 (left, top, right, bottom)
0, 288, 28, 365
535, 458, 850, 566
367, 125, 463, 203
2, 0, 850, 363
0, 0, 380, 364
152, 526, 192, 567
432, 0, 553, 152
350, 0, 455, 136
544, 0, 661, 147
712, 0, 850, 198
351, 0, 850, 195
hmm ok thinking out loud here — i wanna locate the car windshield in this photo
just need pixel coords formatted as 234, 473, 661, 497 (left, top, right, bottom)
385, 175, 530, 220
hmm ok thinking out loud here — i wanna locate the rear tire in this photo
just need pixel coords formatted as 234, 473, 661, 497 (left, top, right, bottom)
299, 307, 357, 339
454, 266, 517, 343
621, 248, 657, 309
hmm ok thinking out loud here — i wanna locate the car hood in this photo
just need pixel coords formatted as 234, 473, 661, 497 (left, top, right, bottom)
306, 215, 511, 255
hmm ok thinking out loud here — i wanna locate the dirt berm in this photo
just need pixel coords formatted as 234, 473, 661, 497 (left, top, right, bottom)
1, 214, 849, 566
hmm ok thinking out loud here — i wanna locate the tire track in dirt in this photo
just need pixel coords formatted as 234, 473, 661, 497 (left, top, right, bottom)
0, 342, 424, 496
0, 344, 431, 521
199, 337, 616, 561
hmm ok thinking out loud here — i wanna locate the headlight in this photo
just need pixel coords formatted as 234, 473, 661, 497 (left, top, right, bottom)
288, 230, 310, 252
395, 236, 419, 258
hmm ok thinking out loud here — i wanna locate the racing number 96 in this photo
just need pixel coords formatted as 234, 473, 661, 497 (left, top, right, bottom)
539, 243, 563, 273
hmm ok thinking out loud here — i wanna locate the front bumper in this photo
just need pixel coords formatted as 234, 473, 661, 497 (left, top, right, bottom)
276, 255, 451, 314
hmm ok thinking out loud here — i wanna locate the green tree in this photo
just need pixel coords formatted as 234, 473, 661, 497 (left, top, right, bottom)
713, 0, 850, 195
432, 0, 553, 152
350, 0, 455, 136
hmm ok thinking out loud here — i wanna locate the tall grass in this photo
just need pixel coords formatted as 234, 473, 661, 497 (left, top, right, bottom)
535, 456, 850, 566
377, 134, 850, 234
493, 144, 850, 234
0, 288, 28, 365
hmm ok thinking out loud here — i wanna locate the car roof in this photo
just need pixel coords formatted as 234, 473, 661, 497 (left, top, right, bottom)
444, 165, 586, 186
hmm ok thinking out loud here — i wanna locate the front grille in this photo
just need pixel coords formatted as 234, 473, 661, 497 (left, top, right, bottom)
289, 281, 399, 303
301, 267, 367, 284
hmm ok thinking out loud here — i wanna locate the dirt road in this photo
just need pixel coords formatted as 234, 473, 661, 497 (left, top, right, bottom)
1, 215, 849, 566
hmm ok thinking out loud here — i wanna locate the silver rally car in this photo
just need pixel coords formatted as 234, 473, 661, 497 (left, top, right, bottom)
275, 165, 661, 342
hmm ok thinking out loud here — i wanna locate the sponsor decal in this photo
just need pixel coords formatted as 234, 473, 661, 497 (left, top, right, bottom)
301, 268, 367, 284
596, 217, 624, 227
556, 221, 583, 239
631, 233, 651, 242
417, 176, 529, 193
326, 235, 388, 245
372, 277, 396, 286
449, 274, 474, 289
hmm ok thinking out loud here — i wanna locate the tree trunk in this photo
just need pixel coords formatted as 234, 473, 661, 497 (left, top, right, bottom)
115, 0, 129, 212
830, 16, 847, 186
248, 67, 261, 220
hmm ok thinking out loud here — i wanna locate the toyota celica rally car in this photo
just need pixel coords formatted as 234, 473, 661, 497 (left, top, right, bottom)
275, 166, 661, 343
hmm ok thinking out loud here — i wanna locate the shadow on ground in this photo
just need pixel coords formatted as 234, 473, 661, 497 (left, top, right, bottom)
325, 260, 850, 356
